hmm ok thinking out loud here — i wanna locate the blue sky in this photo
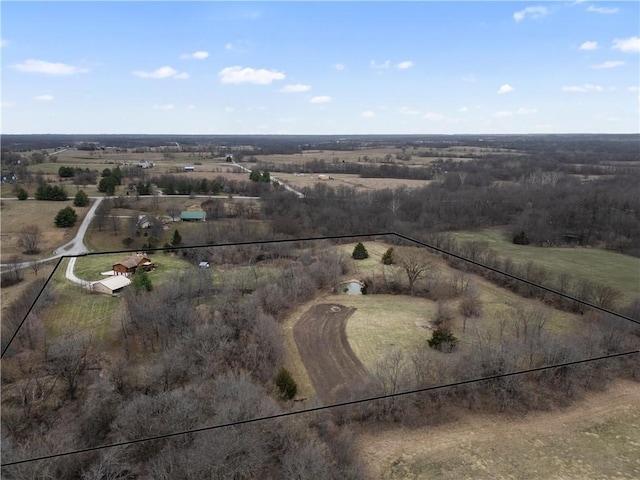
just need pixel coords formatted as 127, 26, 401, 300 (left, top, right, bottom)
1, 1, 638, 134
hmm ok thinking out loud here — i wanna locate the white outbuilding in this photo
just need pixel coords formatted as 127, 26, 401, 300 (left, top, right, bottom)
91, 275, 131, 295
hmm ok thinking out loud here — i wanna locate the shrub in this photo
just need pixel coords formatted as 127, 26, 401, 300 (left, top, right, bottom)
352, 242, 369, 260
54, 206, 77, 228
16, 188, 28, 200
459, 294, 483, 318
275, 367, 297, 400
513, 231, 530, 245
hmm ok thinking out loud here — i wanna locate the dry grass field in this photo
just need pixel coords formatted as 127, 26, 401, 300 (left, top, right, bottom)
0, 198, 93, 262
356, 380, 640, 480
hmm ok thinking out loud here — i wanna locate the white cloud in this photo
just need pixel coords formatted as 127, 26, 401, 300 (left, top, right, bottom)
333, 63, 345, 71
591, 60, 625, 69
399, 106, 420, 115
579, 41, 599, 51
613, 36, 640, 53
188, 105, 195, 110
370, 60, 391, 70
218, 66, 285, 84
458, 106, 469, 112
497, 83, 514, 94
1, 101, 17, 108
225, 43, 234, 50
153, 104, 175, 110
279, 84, 311, 93
493, 111, 513, 118
0, 38, 7, 47
310, 96, 332, 104
562, 83, 603, 93
461, 74, 477, 83
133, 66, 189, 79
34, 94, 53, 101
224, 106, 235, 112
423, 112, 444, 121
11, 59, 88, 75
516, 107, 537, 115
587, 5, 619, 14
180, 51, 209, 60
513, 6, 549, 22
361, 111, 376, 118
396, 61, 414, 69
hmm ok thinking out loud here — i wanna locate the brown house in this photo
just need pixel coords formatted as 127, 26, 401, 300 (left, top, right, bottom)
112, 255, 152, 276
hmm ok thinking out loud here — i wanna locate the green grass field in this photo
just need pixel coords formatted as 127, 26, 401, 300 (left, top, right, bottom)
45, 259, 120, 339
451, 229, 640, 304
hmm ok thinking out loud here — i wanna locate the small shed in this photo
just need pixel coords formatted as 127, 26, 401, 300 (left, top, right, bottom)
91, 275, 131, 295
113, 255, 151, 276
184, 166, 195, 172
180, 211, 206, 222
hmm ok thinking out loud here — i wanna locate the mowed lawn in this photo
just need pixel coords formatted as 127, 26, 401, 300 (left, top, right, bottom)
328, 241, 581, 371
452, 229, 640, 304
45, 259, 120, 339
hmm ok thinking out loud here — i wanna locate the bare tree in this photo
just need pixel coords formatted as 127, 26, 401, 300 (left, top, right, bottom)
166, 202, 181, 221
17, 225, 42, 254
395, 246, 436, 296
46, 334, 93, 399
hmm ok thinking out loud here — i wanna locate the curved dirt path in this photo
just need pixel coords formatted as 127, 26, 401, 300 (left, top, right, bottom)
293, 303, 369, 400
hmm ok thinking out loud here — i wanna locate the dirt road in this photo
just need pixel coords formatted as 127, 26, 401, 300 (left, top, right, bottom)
293, 303, 369, 400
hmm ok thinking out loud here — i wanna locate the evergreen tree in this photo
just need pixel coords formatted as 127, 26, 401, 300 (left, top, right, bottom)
275, 368, 297, 400
54, 206, 78, 228
382, 247, 395, 265
73, 189, 89, 207
428, 327, 458, 353
16, 188, 28, 200
352, 242, 369, 260
132, 270, 153, 292
171, 229, 182, 247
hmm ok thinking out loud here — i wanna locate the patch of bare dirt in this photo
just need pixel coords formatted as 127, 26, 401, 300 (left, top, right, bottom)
293, 303, 369, 400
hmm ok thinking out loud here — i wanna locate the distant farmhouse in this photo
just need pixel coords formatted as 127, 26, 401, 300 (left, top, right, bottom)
112, 255, 153, 276
91, 276, 131, 295
137, 215, 151, 229
138, 160, 153, 169
184, 166, 195, 172
180, 211, 206, 222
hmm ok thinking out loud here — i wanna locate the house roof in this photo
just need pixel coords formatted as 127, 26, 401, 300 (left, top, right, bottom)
114, 255, 149, 269
95, 275, 131, 291
180, 211, 206, 220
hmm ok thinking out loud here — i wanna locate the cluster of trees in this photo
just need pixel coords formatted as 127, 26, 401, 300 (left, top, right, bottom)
262, 165, 640, 255
249, 169, 271, 182
97, 167, 122, 196
1, 249, 364, 479
35, 184, 67, 201
348, 305, 638, 424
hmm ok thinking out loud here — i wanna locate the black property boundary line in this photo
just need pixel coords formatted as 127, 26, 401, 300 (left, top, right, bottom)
2, 232, 638, 467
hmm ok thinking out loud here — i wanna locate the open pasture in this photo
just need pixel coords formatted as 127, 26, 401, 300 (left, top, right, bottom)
0, 198, 93, 261
452, 229, 640, 304
357, 380, 640, 480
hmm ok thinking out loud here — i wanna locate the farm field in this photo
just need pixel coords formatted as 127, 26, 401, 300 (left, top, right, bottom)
356, 380, 640, 480
452, 229, 640, 304
271, 172, 431, 192
0, 198, 93, 262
